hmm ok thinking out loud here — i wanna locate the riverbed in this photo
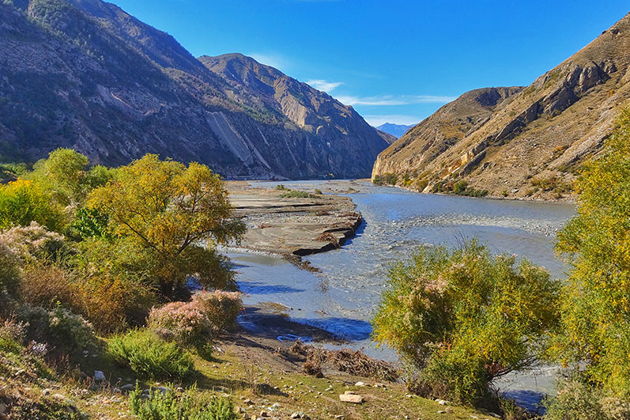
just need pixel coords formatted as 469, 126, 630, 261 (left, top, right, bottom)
227, 179, 575, 409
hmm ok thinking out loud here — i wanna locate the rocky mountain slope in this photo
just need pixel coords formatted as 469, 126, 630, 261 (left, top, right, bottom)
376, 123, 414, 138
373, 13, 630, 200
0, 0, 387, 179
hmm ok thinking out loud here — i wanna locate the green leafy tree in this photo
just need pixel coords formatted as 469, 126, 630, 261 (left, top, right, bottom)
27, 148, 90, 206
87, 154, 244, 297
552, 109, 630, 399
373, 242, 560, 405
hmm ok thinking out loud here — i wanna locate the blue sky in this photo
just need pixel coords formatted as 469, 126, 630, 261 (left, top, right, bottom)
111, 0, 628, 126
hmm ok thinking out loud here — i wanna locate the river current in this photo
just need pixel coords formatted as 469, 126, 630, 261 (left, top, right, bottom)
227, 180, 575, 410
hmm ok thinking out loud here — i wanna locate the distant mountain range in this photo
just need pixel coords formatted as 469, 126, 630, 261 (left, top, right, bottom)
376, 123, 415, 138
373, 13, 630, 199
0, 0, 388, 179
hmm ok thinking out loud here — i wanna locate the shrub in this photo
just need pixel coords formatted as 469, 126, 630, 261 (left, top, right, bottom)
68, 207, 111, 240
20, 263, 81, 312
108, 330, 194, 380
191, 290, 242, 332
372, 241, 560, 406
78, 275, 156, 334
129, 385, 236, 420
545, 379, 630, 420
148, 291, 241, 345
280, 190, 316, 199
0, 240, 20, 298
0, 222, 68, 264
17, 304, 97, 358
0, 180, 65, 231
148, 301, 210, 345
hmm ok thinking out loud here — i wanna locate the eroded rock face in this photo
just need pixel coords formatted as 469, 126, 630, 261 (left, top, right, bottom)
0, 0, 387, 179
373, 13, 630, 200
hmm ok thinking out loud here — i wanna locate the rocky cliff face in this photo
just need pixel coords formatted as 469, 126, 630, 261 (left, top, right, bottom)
0, 0, 387, 179
373, 13, 630, 199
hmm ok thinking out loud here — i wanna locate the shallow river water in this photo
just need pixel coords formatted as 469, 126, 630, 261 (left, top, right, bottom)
227, 180, 575, 410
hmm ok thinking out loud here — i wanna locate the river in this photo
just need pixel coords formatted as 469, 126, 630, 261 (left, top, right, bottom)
227, 180, 575, 410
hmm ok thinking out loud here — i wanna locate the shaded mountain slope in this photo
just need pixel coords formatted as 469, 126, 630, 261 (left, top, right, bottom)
373, 13, 630, 199
0, 0, 387, 179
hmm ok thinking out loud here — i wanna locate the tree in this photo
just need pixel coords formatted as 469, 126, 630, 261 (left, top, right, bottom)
87, 154, 244, 297
373, 242, 560, 405
27, 148, 90, 206
552, 109, 630, 399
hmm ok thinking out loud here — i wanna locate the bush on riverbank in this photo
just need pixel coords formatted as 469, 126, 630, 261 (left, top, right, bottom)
373, 241, 560, 407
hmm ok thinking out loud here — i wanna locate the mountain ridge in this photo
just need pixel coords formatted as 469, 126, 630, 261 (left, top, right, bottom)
0, 0, 388, 179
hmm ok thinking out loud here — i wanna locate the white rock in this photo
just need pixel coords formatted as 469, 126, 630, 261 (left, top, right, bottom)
339, 393, 364, 404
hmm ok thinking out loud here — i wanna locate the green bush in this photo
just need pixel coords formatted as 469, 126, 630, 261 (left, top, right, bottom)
108, 330, 194, 380
129, 385, 236, 420
0, 179, 66, 232
373, 241, 560, 406
545, 379, 630, 420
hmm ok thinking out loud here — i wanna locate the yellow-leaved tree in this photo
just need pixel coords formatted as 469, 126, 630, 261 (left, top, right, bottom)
88, 154, 245, 298
546, 108, 629, 419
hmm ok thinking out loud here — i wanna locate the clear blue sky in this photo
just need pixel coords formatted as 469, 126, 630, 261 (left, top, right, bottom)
111, 0, 628, 126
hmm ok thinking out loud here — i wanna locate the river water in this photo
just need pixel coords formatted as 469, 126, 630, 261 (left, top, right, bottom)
227, 180, 575, 410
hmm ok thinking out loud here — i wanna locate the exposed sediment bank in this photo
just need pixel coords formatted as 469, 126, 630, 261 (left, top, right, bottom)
227, 181, 363, 261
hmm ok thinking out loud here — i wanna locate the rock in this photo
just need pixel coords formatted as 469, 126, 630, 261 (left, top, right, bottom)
354, 381, 366, 387
339, 393, 364, 404
435, 399, 449, 405
244, 399, 255, 405
42, 388, 51, 396
259, 411, 269, 417
0, 403, 6, 414
153, 386, 171, 394
93, 371, 106, 382
120, 384, 135, 392
290, 413, 302, 419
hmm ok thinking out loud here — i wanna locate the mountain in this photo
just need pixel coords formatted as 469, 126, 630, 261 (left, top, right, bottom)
0, 0, 388, 179
373, 13, 630, 200
376, 123, 415, 138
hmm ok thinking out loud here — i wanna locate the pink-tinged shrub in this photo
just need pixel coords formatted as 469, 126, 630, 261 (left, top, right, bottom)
191, 290, 242, 332
148, 301, 210, 344
147, 290, 242, 344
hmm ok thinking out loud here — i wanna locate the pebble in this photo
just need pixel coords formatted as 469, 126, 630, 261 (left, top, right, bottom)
354, 381, 366, 387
